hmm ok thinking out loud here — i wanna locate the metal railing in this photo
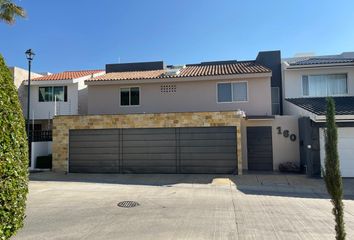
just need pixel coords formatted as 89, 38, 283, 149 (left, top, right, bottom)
29, 130, 52, 142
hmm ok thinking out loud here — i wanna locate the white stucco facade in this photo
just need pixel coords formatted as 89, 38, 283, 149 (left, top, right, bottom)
30, 141, 52, 170
24, 80, 79, 120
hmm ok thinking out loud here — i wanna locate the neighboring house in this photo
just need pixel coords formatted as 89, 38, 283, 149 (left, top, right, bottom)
51, 51, 300, 175
20, 69, 105, 169
23, 70, 105, 130
283, 52, 354, 177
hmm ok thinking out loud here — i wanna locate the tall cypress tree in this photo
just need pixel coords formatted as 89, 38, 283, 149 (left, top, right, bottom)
0, 54, 29, 239
323, 97, 346, 240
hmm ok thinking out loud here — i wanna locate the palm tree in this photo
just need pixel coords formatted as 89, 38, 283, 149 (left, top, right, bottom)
0, 0, 26, 24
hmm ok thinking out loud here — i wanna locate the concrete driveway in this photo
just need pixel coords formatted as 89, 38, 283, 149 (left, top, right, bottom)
13, 173, 354, 240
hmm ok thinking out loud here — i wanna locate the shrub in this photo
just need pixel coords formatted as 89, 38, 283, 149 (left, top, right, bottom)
0, 54, 29, 240
323, 97, 346, 240
36, 154, 52, 169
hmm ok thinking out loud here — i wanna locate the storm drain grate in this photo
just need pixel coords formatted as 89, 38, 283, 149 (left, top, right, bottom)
117, 201, 140, 208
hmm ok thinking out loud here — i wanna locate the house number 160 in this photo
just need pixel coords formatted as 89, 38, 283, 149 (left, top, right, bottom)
276, 127, 296, 142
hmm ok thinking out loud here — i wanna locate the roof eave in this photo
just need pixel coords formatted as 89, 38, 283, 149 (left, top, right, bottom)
85, 72, 272, 85
25, 71, 105, 84
285, 62, 354, 70
23, 79, 75, 85
314, 115, 354, 122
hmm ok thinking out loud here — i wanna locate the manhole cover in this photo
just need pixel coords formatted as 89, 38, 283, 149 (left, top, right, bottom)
117, 201, 140, 208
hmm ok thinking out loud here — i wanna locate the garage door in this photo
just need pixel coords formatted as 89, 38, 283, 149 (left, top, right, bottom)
122, 128, 177, 173
69, 127, 237, 174
320, 128, 354, 177
247, 127, 273, 171
179, 127, 237, 174
69, 129, 119, 173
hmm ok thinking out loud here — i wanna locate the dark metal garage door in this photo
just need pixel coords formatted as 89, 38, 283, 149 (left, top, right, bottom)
69, 129, 119, 173
179, 127, 237, 174
122, 128, 177, 173
247, 127, 273, 171
69, 127, 237, 174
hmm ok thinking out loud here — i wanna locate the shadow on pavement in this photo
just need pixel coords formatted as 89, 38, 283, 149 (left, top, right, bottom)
30, 171, 219, 186
236, 186, 354, 200
29, 171, 354, 200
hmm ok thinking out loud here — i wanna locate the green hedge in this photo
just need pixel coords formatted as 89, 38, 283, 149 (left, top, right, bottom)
0, 54, 29, 240
36, 155, 52, 169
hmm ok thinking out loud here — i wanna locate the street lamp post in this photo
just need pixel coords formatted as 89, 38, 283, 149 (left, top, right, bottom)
25, 49, 35, 164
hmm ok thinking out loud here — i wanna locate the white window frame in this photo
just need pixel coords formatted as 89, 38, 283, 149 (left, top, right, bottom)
119, 86, 141, 107
301, 73, 349, 97
216, 81, 249, 103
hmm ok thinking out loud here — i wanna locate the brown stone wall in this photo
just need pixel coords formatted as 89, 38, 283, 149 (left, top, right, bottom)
53, 111, 243, 174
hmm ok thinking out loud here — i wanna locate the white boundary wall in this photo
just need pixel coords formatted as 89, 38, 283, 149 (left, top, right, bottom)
31, 141, 52, 169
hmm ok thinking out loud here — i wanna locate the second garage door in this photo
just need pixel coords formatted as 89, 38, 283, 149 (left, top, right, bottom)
320, 127, 354, 177
122, 128, 177, 173
69, 127, 237, 174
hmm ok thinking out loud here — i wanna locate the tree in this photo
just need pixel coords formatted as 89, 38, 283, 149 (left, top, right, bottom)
0, 54, 29, 239
0, 0, 25, 24
323, 97, 346, 240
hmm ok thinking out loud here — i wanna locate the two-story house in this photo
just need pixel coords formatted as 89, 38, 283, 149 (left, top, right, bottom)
22, 69, 105, 169
283, 52, 354, 177
51, 51, 300, 174
24, 70, 105, 130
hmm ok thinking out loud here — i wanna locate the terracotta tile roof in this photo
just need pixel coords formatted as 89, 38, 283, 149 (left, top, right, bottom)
91, 70, 166, 81
32, 70, 104, 81
87, 61, 270, 82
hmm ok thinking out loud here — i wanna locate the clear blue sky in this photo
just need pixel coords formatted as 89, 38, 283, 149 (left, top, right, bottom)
1, 0, 354, 73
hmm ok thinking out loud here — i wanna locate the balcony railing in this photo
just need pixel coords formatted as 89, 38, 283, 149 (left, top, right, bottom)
29, 130, 52, 142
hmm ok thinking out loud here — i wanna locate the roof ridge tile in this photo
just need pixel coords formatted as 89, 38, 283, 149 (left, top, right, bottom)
87, 61, 270, 82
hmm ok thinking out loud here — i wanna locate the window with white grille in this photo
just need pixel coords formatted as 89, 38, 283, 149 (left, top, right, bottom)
161, 84, 176, 93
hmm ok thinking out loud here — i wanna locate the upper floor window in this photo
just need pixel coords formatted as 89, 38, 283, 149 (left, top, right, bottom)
217, 82, 248, 103
302, 74, 348, 97
120, 87, 140, 106
39, 86, 67, 102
